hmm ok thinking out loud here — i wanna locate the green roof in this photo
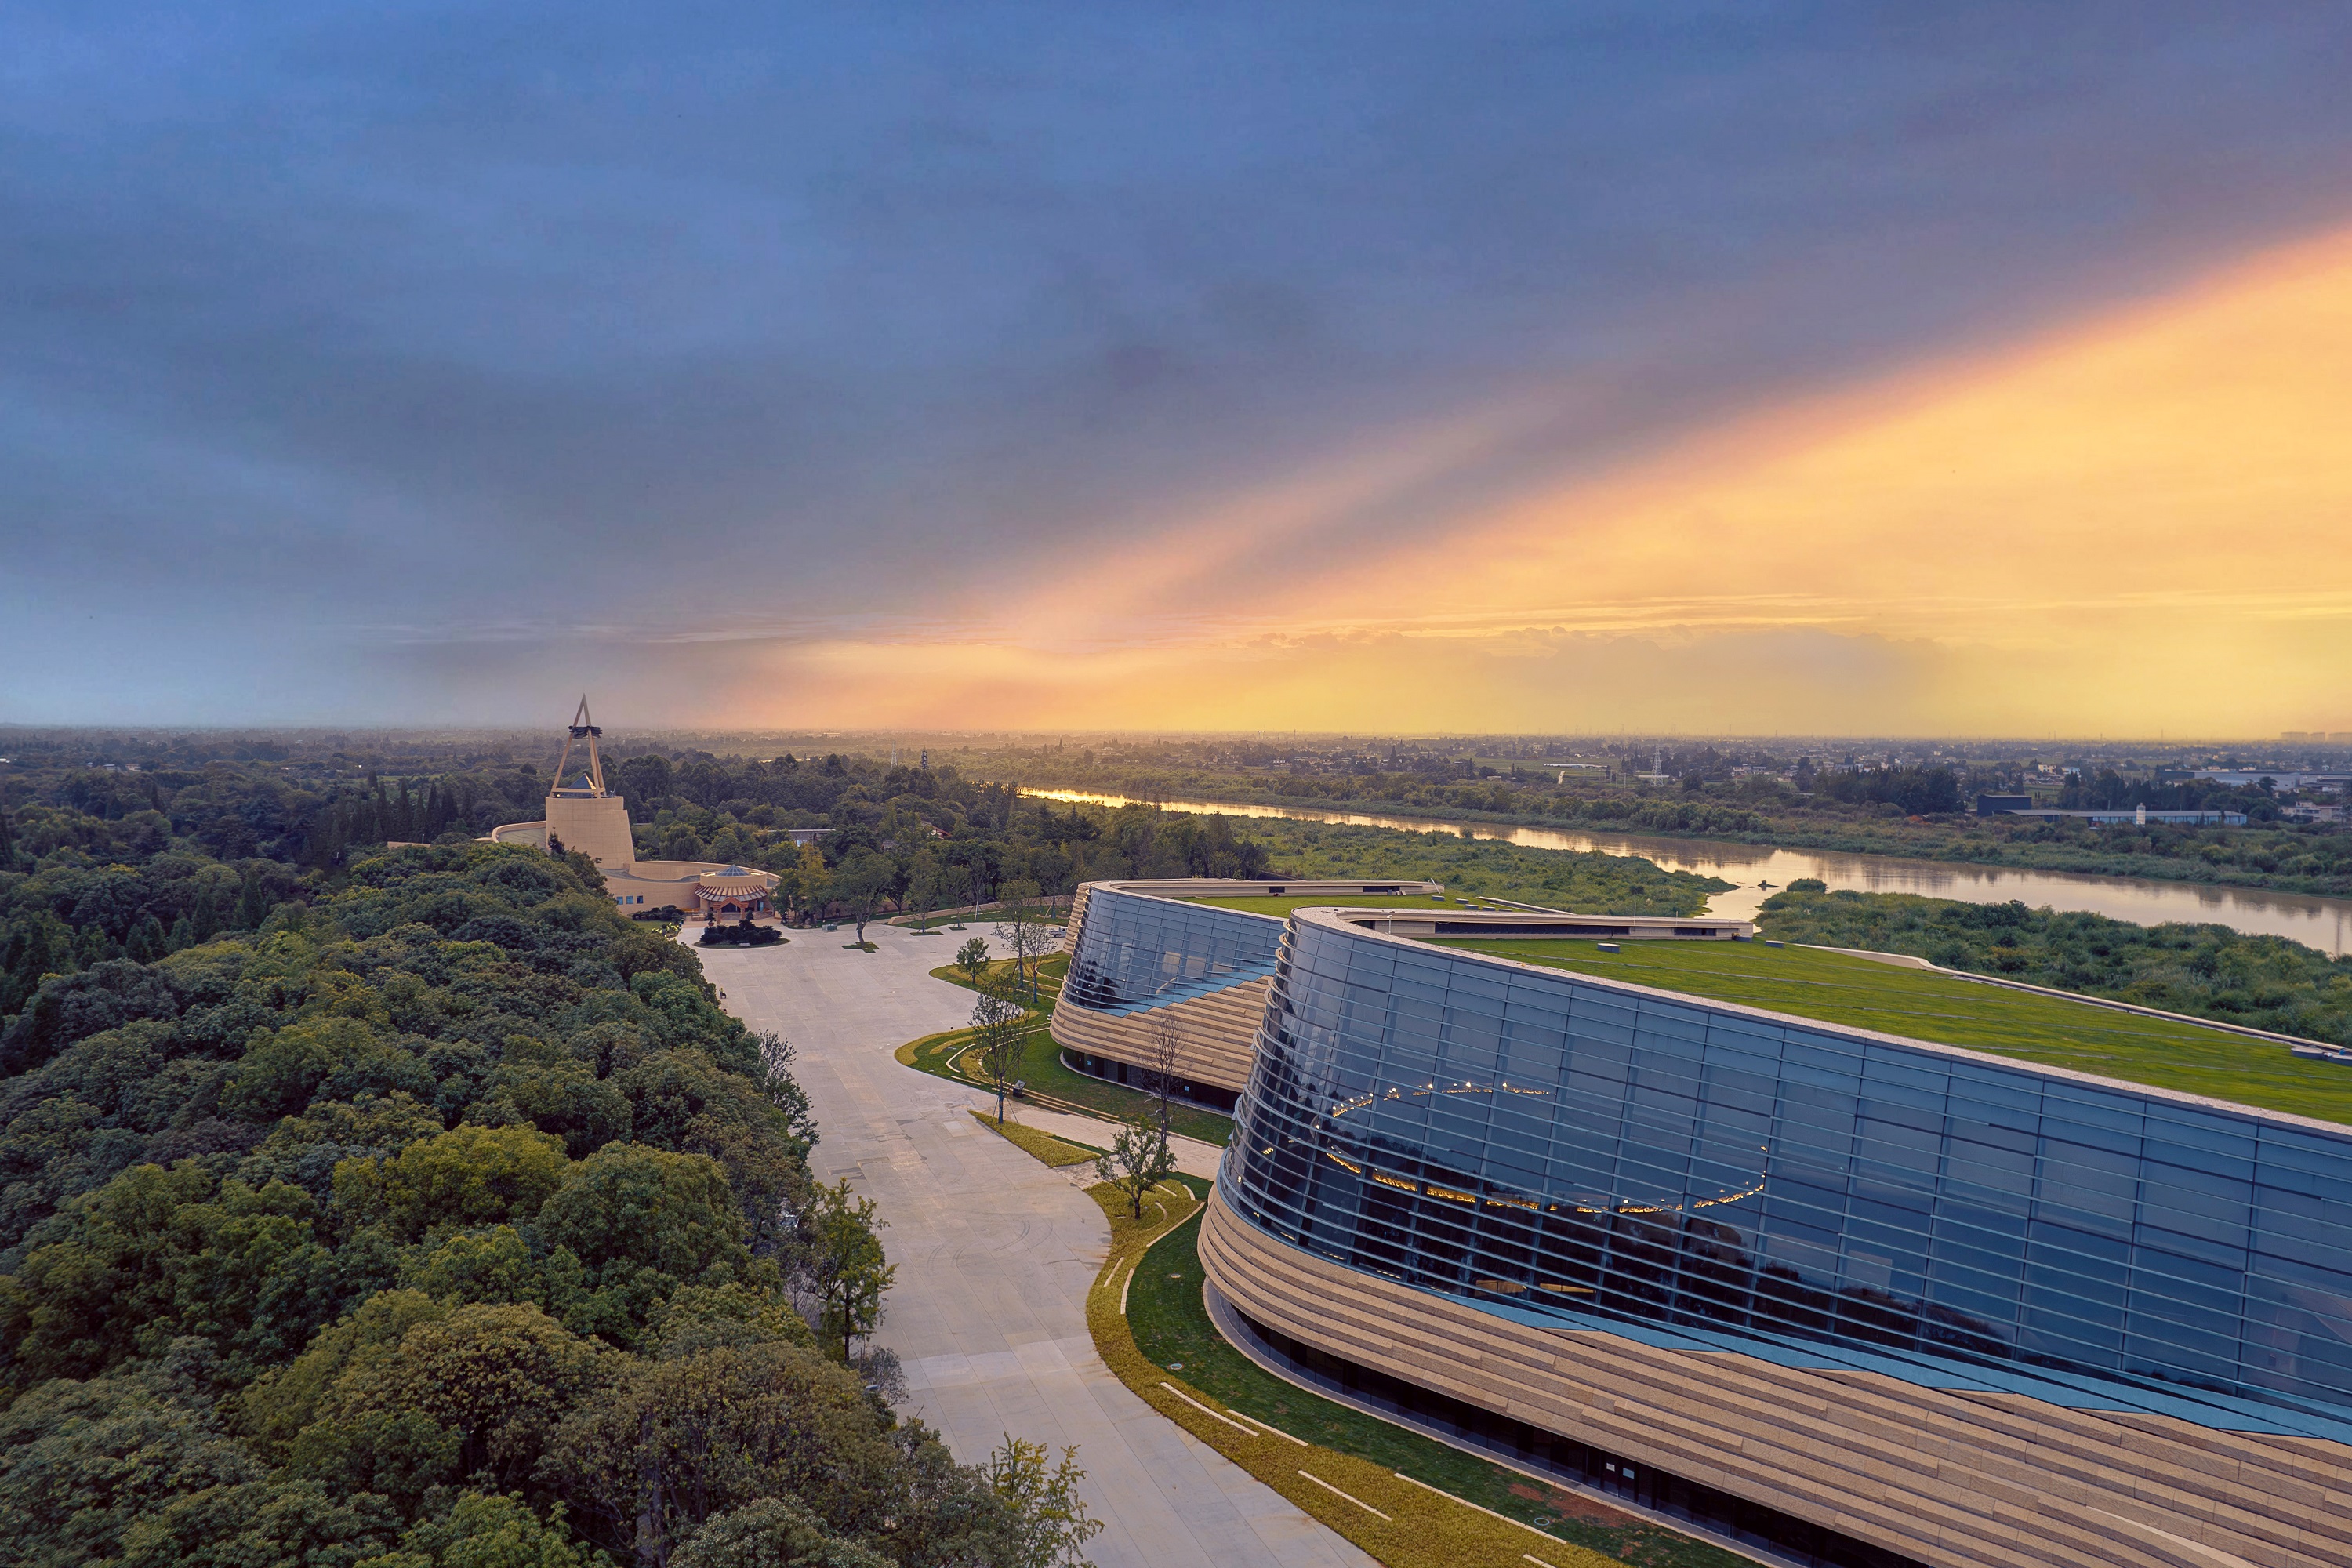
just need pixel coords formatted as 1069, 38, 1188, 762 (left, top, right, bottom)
1428, 937, 2352, 1127
1183, 892, 1455, 919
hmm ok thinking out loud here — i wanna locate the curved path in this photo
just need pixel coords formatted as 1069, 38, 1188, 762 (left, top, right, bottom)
688, 922, 1374, 1568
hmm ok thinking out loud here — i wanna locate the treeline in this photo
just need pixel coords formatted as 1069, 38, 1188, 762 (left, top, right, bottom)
971, 753, 2352, 897
1756, 884, 2352, 1046
0, 837, 1092, 1566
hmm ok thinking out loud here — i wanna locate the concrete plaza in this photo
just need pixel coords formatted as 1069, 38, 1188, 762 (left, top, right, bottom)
685, 921, 1372, 1568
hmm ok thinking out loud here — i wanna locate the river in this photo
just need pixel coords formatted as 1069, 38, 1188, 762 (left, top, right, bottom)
1021, 789, 2352, 957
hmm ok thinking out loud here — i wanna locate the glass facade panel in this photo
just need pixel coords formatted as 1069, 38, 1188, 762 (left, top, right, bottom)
1225, 918, 2352, 1440
1064, 885, 1284, 1012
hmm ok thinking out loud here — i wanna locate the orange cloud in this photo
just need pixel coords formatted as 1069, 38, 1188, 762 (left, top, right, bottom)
699, 225, 2352, 735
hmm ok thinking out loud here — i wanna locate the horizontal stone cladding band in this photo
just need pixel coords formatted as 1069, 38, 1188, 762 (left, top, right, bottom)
1050, 976, 1271, 1092
1200, 1190, 2350, 1568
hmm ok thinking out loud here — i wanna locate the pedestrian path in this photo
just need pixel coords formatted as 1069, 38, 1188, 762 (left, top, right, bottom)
684, 923, 1372, 1568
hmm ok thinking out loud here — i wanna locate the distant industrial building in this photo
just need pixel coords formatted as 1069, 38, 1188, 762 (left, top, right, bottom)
2194, 769, 2350, 792
1983, 801, 2246, 827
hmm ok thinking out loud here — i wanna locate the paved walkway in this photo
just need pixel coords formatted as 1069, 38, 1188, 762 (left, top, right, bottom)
686, 923, 1372, 1568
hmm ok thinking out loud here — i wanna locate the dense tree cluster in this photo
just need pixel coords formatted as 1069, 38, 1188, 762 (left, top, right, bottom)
0, 834, 1096, 1566
1757, 884, 2352, 1045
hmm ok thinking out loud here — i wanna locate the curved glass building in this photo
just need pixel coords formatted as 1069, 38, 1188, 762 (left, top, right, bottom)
1054, 884, 2352, 1568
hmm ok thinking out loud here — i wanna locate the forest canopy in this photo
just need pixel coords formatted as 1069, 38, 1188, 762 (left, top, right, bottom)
0, 815, 1097, 1566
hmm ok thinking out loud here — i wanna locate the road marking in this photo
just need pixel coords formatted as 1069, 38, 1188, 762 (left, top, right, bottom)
1229, 1410, 1310, 1446
1298, 1469, 1391, 1519
1391, 1470, 1573, 1543
1160, 1381, 1260, 1436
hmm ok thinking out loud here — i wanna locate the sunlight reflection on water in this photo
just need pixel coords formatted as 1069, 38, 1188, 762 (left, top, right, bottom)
1022, 789, 2352, 956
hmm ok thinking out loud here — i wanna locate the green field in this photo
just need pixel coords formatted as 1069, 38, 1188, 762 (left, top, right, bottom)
1429, 938, 2352, 1126
908, 953, 1236, 1144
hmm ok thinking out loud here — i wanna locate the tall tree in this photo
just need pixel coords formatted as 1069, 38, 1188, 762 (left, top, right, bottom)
967, 985, 1029, 1126
1142, 1011, 1185, 1140
1093, 1117, 1178, 1221
993, 880, 1050, 1005
835, 852, 895, 946
906, 848, 951, 933
797, 1178, 895, 1363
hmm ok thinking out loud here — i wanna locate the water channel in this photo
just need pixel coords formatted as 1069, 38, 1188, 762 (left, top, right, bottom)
1021, 788, 2352, 957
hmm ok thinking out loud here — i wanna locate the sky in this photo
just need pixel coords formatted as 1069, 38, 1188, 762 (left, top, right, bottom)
7, 3, 2352, 736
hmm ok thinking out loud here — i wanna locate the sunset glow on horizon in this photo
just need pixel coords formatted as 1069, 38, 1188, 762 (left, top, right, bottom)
9, 7, 2352, 736
680, 225, 2352, 737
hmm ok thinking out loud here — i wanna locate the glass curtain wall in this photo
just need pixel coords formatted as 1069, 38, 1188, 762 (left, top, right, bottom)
1226, 918, 2352, 1441
1065, 887, 1284, 1013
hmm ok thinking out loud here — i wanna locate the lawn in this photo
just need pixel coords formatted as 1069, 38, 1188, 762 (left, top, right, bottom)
1123, 1184, 1749, 1568
904, 953, 1236, 1144
1429, 937, 2352, 1127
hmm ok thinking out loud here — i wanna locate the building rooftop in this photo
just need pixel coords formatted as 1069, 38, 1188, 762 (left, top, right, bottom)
1426, 935, 2352, 1128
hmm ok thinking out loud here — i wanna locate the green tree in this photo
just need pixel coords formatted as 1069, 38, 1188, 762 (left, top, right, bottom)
543, 1342, 909, 1564
334, 1125, 569, 1240
234, 863, 270, 930
954, 936, 991, 989
967, 985, 1029, 1126
304, 1302, 613, 1494
991, 880, 1050, 1004
1092, 1118, 1178, 1221
797, 1178, 893, 1363
356, 1490, 594, 1568
115, 1479, 398, 1568
833, 852, 895, 946
225, 1017, 434, 1123
906, 848, 951, 934
986, 1436, 1104, 1568
671, 1497, 890, 1568
0, 1367, 268, 1567
536, 1143, 755, 1341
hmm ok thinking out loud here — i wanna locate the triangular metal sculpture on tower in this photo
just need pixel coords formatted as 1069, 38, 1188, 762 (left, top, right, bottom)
552, 695, 608, 797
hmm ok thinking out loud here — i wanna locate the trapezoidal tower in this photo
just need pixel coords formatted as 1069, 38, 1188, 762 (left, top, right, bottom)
543, 696, 636, 869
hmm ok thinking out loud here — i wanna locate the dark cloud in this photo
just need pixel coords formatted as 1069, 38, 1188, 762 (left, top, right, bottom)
6, 1, 2352, 720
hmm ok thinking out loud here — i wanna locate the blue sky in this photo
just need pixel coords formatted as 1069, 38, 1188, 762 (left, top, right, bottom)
7, 3, 2352, 728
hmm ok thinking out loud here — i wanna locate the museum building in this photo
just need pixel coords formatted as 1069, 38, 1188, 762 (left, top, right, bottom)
1052, 880, 2352, 1568
484, 699, 779, 919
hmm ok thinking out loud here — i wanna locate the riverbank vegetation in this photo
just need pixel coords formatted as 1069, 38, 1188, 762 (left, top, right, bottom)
0, 828, 1103, 1565
966, 743, 2352, 898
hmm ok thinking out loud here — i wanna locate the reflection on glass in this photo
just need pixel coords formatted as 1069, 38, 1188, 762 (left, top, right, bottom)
1226, 920, 2352, 1441
1065, 886, 1284, 1012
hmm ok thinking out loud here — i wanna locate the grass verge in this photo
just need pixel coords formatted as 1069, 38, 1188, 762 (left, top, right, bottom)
901, 954, 1236, 1145
967, 1109, 1100, 1166
1087, 1178, 1748, 1568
